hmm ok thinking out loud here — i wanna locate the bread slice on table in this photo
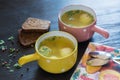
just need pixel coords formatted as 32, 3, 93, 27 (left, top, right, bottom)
18, 29, 43, 46
22, 17, 51, 32
18, 17, 51, 46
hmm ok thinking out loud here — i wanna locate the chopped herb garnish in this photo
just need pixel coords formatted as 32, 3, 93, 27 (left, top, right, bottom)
52, 36, 56, 40
0, 35, 23, 73
0, 40, 5, 45
9, 48, 15, 53
75, 10, 80, 14
6, 66, 10, 69
67, 10, 80, 17
0, 45, 7, 51
8, 54, 13, 57
67, 11, 74, 17
8, 36, 14, 41
48, 36, 56, 41
39, 46, 51, 57
8, 36, 15, 45
5, 63, 10, 67
9, 69, 14, 72
13, 63, 21, 69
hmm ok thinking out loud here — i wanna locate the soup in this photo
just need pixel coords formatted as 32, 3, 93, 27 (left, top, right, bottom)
61, 10, 94, 28
38, 36, 74, 58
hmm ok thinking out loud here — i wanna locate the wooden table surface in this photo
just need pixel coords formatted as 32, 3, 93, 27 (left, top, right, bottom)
0, 0, 120, 80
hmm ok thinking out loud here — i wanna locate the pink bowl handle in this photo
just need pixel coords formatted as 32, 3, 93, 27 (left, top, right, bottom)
92, 25, 109, 38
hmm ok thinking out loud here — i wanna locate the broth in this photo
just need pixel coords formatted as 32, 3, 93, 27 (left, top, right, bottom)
38, 36, 74, 58
61, 10, 94, 28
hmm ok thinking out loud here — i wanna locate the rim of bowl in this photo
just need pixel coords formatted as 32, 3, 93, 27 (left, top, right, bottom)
35, 31, 78, 60
58, 4, 97, 28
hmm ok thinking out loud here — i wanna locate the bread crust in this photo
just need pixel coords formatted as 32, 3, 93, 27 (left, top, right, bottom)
22, 17, 51, 32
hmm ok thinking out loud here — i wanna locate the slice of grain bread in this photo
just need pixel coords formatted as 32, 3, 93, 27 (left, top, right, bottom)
22, 17, 51, 32
19, 17, 51, 46
18, 29, 43, 46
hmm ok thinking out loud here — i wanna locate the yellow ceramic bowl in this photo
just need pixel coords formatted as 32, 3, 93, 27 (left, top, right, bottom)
18, 31, 78, 74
